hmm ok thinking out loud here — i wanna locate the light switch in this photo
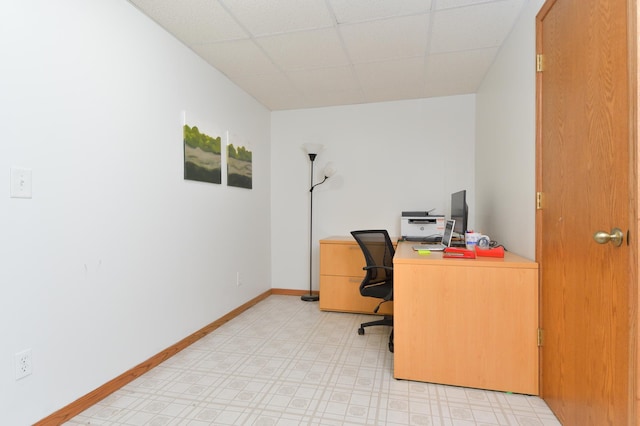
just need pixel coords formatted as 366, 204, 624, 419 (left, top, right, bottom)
10, 168, 32, 199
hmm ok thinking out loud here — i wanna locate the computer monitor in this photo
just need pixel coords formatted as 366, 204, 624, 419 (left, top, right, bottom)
450, 190, 468, 236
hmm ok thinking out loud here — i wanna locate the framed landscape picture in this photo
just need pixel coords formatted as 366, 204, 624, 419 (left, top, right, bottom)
227, 132, 252, 189
183, 115, 222, 184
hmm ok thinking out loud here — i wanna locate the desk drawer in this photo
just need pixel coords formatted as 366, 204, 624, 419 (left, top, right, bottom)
319, 275, 393, 315
319, 241, 366, 276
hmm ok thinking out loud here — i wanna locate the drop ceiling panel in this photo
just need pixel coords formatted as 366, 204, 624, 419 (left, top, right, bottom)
287, 67, 366, 107
303, 89, 368, 109
286, 66, 366, 108
230, 72, 305, 110
431, 1, 525, 53
328, 0, 433, 24
340, 14, 430, 63
354, 58, 426, 92
425, 48, 498, 97
357, 58, 428, 104
256, 28, 350, 71
192, 39, 278, 77
288, 66, 360, 95
128, 0, 248, 43
218, 0, 335, 36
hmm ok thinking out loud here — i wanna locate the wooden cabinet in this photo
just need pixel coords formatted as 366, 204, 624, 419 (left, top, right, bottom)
393, 242, 539, 395
319, 236, 393, 315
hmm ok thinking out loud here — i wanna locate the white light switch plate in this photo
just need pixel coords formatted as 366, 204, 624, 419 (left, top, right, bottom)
10, 168, 32, 198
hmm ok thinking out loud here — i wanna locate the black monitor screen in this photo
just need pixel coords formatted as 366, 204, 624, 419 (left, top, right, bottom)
450, 190, 468, 235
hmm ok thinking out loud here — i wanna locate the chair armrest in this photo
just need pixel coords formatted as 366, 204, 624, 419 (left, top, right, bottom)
363, 265, 394, 271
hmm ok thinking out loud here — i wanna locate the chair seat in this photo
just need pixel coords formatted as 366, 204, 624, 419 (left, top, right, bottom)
360, 282, 392, 300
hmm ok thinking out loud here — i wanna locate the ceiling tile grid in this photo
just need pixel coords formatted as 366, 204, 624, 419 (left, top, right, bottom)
128, 0, 526, 110
256, 28, 351, 71
220, 0, 336, 36
328, 0, 433, 24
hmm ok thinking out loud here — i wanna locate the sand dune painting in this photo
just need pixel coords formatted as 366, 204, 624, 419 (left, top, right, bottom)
183, 122, 222, 184
227, 132, 252, 189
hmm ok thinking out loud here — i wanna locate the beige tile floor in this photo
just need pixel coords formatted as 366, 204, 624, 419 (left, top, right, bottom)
65, 295, 561, 425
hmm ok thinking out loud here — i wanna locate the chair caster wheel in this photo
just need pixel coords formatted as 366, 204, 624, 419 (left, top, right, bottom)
358, 327, 365, 335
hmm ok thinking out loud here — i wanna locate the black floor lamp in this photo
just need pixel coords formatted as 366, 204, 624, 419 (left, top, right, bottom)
301, 144, 335, 302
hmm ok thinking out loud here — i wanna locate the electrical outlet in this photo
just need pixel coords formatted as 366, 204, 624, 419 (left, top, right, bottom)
15, 349, 33, 380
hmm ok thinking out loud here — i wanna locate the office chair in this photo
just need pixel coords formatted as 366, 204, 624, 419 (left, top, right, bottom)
350, 230, 394, 352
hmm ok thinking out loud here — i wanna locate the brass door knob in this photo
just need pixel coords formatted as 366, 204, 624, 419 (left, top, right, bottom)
593, 228, 624, 247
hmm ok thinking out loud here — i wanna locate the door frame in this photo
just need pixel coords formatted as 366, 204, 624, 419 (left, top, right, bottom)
631, 0, 639, 424
535, 0, 639, 424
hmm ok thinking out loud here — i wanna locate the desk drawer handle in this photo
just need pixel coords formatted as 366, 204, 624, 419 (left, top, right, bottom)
349, 277, 361, 283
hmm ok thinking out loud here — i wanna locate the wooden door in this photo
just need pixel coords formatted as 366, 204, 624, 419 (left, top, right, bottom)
536, 0, 636, 425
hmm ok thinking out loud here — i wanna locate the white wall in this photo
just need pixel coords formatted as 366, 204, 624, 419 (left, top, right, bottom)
0, 1, 271, 424
475, 0, 545, 260
271, 96, 476, 291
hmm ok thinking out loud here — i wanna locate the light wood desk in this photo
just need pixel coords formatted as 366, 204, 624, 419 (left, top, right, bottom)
393, 242, 539, 395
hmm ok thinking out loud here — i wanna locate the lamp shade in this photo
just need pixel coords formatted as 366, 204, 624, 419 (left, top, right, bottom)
303, 143, 324, 155
323, 162, 337, 178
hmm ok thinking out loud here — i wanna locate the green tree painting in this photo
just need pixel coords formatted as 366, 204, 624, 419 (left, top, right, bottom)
183, 124, 222, 184
227, 140, 252, 189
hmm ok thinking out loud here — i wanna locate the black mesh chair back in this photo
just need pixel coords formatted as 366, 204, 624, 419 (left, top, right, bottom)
350, 230, 394, 352
350, 230, 395, 299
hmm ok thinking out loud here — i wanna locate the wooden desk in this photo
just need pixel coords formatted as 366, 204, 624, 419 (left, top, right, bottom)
319, 236, 393, 315
393, 242, 539, 395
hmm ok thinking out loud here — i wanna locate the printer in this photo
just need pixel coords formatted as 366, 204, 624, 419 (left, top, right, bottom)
401, 211, 445, 241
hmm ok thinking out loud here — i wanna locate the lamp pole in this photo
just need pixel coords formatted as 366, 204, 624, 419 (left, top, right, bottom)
302, 152, 321, 302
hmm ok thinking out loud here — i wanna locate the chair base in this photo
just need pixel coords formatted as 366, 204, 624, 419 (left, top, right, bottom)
358, 316, 394, 352
358, 316, 393, 332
